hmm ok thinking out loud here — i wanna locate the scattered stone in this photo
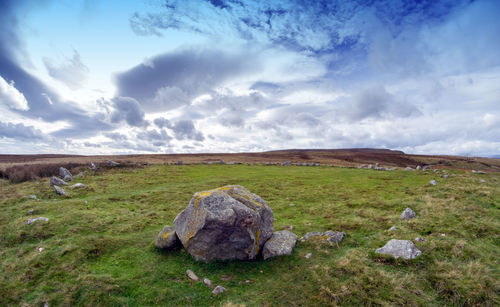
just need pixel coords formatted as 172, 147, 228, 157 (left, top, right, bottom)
367, 164, 373, 169
220, 275, 232, 281
238, 280, 251, 285
416, 165, 421, 170
389, 226, 397, 231
155, 225, 181, 249
429, 180, 437, 185
54, 185, 67, 196
471, 170, 485, 174
289, 203, 296, 207
480, 179, 486, 183
451, 174, 456, 177
323, 231, 346, 243
59, 167, 73, 181
25, 217, 49, 225
281, 161, 292, 166
422, 166, 430, 171
50, 176, 67, 186
28, 194, 37, 200
375, 239, 422, 259
400, 208, 416, 220
305, 253, 312, 259
300, 231, 322, 241
284, 225, 293, 230
173, 185, 274, 262
415, 237, 425, 242
75, 172, 84, 178
69, 183, 85, 188
38, 247, 44, 253
212, 285, 227, 296
176, 161, 183, 165
84, 200, 88, 204
28, 209, 34, 215
203, 278, 212, 287
89, 162, 97, 170
405, 167, 413, 171
262, 230, 297, 260
443, 174, 449, 178
106, 160, 120, 167
186, 269, 200, 281
440, 233, 446, 237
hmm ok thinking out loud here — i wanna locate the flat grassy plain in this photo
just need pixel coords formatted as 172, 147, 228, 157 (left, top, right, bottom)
0, 165, 499, 306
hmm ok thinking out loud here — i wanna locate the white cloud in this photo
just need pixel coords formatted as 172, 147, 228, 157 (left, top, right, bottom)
0, 76, 29, 111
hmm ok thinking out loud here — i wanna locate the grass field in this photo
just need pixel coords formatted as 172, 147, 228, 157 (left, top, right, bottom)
1, 165, 499, 306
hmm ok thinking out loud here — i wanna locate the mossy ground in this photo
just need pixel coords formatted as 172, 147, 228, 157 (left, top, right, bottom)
1, 165, 499, 306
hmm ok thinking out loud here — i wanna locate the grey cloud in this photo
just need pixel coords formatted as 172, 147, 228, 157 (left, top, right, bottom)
104, 132, 128, 141
172, 119, 204, 141
137, 129, 172, 142
153, 117, 172, 129
0, 121, 47, 140
110, 97, 148, 127
43, 50, 89, 90
113, 48, 256, 112
83, 142, 101, 148
345, 87, 420, 121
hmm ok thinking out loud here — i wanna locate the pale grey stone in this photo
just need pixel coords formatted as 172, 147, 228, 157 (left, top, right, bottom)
50, 176, 67, 186
59, 167, 72, 181
89, 162, 97, 170
400, 208, 416, 220
54, 185, 66, 196
281, 161, 292, 166
305, 253, 312, 259
415, 237, 425, 242
106, 160, 120, 166
25, 217, 49, 225
28, 209, 34, 215
186, 269, 200, 281
262, 230, 297, 260
323, 230, 346, 243
300, 231, 322, 241
75, 172, 84, 178
416, 166, 421, 170
480, 179, 486, 183
389, 226, 397, 231
430, 180, 437, 185
69, 183, 85, 188
212, 285, 226, 296
472, 170, 485, 174
28, 195, 37, 199
173, 185, 274, 262
375, 239, 422, 259
203, 278, 212, 287
155, 225, 180, 249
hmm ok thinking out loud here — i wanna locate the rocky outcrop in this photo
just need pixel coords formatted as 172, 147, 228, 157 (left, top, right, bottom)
173, 185, 274, 262
262, 230, 297, 260
375, 239, 422, 259
400, 208, 416, 220
155, 225, 181, 249
50, 176, 67, 186
59, 167, 72, 182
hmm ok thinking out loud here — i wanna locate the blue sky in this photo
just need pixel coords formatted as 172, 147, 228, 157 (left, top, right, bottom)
0, 0, 499, 156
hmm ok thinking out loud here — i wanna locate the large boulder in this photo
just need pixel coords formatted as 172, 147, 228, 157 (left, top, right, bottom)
262, 230, 297, 260
50, 176, 67, 186
375, 239, 422, 259
155, 225, 181, 249
59, 167, 73, 181
173, 185, 274, 262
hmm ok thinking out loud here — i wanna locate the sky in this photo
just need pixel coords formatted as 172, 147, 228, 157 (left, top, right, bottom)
0, 0, 499, 156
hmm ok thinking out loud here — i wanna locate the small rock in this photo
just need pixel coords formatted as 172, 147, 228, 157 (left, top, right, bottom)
289, 203, 296, 207
323, 231, 346, 243
106, 160, 120, 167
54, 185, 67, 196
89, 162, 97, 170
75, 172, 84, 178
440, 233, 446, 237
203, 278, 212, 287
220, 275, 232, 281
28, 195, 37, 200
262, 230, 297, 260
400, 208, 416, 220
471, 170, 485, 174
375, 239, 422, 259
305, 253, 312, 259
28, 209, 34, 215
416, 165, 421, 170
38, 247, 44, 253
300, 231, 322, 241
429, 180, 437, 185
451, 174, 456, 177
443, 174, 449, 178
186, 269, 200, 281
25, 217, 49, 225
69, 183, 85, 188
84, 200, 88, 204
389, 226, 397, 231
405, 167, 413, 171
480, 179, 486, 183
176, 160, 183, 165
50, 176, 67, 186
155, 225, 181, 249
415, 237, 425, 242
284, 225, 293, 230
59, 167, 73, 181
212, 285, 227, 296
281, 161, 292, 166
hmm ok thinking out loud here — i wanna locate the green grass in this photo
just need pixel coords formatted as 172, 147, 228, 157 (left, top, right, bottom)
1, 165, 499, 306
